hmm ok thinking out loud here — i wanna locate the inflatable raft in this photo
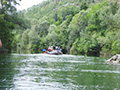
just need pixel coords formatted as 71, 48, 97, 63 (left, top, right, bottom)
44, 46, 63, 55
45, 50, 63, 55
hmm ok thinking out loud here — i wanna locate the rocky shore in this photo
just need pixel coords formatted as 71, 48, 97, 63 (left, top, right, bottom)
106, 54, 120, 63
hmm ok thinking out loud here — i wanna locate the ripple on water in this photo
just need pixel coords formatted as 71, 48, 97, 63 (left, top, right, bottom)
0, 54, 120, 90
81, 70, 120, 74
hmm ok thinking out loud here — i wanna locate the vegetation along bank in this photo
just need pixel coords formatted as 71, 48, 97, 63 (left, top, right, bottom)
0, 0, 120, 57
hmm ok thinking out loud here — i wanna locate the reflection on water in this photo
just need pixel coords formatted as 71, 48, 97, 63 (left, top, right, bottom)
0, 54, 120, 90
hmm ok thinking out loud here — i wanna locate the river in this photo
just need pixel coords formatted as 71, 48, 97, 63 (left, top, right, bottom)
0, 54, 120, 90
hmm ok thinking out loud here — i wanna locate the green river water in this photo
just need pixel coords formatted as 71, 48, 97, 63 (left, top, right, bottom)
0, 54, 120, 90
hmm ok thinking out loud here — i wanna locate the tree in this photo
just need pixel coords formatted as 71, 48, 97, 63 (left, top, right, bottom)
110, 1, 118, 15
80, 2, 88, 10
45, 24, 58, 46
35, 20, 50, 37
0, 0, 21, 51
1, 0, 21, 13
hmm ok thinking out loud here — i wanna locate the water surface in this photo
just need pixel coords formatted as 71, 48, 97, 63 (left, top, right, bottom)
0, 54, 120, 90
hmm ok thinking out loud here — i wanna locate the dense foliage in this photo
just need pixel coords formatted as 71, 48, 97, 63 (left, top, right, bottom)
1, 0, 120, 57
15, 0, 120, 56
0, 0, 22, 51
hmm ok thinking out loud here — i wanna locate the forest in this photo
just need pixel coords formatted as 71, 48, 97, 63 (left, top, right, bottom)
0, 0, 120, 57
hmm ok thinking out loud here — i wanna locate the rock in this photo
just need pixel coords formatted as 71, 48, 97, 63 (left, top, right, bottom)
106, 54, 120, 63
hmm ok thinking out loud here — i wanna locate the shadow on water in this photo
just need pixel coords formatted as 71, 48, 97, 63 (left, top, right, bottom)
0, 54, 30, 90
0, 54, 16, 89
0, 53, 120, 90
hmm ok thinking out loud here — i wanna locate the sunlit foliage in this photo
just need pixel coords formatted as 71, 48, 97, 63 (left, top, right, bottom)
6, 0, 120, 56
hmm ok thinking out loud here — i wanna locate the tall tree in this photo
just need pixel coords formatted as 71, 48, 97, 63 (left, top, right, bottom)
1, 0, 21, 13
80, 2, 88, 10
0, 0, 21, 51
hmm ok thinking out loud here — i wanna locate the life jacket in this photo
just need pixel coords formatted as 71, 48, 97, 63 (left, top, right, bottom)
58, 47, 60, 50
48, 48, 53, 51
44, 51, 47, 54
